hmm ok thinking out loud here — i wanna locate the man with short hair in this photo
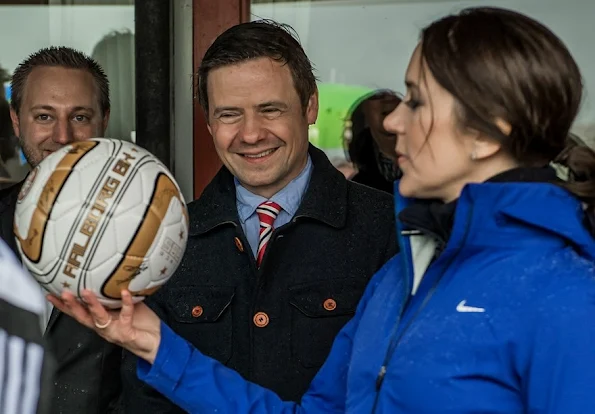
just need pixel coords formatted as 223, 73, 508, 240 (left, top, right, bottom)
0, 46, 120, 413
122, 20, 397, 412
9, 46, 110, 168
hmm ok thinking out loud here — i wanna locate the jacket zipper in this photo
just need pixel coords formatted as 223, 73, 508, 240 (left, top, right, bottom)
370, 205, 474, 413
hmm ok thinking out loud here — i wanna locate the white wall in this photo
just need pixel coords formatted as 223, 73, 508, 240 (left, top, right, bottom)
252, 0, 595, 139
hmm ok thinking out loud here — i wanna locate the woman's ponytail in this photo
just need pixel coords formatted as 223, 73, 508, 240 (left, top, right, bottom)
555, 135, 595, 235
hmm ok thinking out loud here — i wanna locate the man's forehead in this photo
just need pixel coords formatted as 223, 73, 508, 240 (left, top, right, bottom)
207, 59, 296, 107
27, 66, 93, 83
209, 59, 293, 90
22, 66, 99, 106
211, 57, 289, 75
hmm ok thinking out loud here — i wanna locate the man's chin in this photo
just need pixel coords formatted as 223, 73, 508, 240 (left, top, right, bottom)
42, 150, 55, 160
238, 176, 275, 189
22, 152, 42, 168
236, 172, 280, 194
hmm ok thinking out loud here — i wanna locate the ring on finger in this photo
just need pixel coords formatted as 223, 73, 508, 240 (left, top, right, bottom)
94, 316, 112, 329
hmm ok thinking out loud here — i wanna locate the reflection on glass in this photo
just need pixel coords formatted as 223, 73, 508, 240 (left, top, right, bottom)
252, 0, 595, 156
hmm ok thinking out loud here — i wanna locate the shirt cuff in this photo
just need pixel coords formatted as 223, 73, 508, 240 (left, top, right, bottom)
137, 321, 192, 394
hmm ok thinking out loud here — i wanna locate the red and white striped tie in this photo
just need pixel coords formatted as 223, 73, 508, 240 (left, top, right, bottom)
256, 201, 281, 267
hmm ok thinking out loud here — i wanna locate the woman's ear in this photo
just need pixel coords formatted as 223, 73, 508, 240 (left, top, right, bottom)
471, 136, 502, 161
469, 117, 511, 161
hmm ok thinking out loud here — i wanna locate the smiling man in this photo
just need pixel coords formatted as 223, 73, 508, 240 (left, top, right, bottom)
0, 47, 120, 413
121, 20, 397, 413
9, 48, 109, 166
207, 56, 314, 199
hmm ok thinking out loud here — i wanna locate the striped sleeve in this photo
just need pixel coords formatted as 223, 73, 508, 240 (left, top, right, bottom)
0, 238, 53, 414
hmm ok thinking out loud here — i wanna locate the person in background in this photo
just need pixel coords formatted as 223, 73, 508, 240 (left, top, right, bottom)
91, 30, 135, 141
0, 94, 22, 187
347, 90, 401, 194
0, 94, 15, 160
119, 19, 397, 413
0, 237, 53, 414
0, 160, 13, 190
330, 156, 357, 179
0, 47, 119, 414
53, 7, 595, 413
0, 67, 30, 183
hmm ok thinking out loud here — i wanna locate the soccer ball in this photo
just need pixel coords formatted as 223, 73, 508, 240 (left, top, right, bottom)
13, 138, 189, 308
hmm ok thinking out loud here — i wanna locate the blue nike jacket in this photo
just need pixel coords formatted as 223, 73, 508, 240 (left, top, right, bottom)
137, 181, 595, 413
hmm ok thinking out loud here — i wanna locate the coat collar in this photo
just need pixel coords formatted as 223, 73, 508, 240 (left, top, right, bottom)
395, 178, 595, 261
189, 145, 348, 235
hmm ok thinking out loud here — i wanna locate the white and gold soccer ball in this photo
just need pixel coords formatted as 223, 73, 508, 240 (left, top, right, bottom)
13, 138, 189, 308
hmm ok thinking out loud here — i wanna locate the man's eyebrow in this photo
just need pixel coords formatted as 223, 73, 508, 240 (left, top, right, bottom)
72, 106, 95, 113
256, 101, 288, 110
29, 105, 96, 113
29, 105, 55, 111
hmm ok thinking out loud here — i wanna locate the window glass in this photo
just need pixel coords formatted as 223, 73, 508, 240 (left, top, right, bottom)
252, 0, 595, 168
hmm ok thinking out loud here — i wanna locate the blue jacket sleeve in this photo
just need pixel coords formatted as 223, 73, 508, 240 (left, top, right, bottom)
524, 279, 595, 413
137, 256, 395, 414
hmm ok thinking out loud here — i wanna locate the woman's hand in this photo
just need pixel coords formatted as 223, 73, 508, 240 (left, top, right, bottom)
48, 289, 162, 364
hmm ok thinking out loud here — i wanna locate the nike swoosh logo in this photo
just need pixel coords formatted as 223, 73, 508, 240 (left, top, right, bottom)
456, 300, 485, 313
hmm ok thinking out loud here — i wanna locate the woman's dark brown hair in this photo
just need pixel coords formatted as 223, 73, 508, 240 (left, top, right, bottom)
421, 7, 595, 228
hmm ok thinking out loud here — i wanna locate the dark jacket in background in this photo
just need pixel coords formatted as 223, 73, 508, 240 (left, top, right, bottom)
349, 128, 396, 195
0, 182, 123, 414
121, 145, 397, 412
351, 164, 394, 195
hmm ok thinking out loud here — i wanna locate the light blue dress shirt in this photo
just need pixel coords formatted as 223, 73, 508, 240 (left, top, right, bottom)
235, 155, 313, 257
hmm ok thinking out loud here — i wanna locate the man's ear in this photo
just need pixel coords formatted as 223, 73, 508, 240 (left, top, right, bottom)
10, 108, 20, 138
306, 90, 319, 125
102, 109, 111, 134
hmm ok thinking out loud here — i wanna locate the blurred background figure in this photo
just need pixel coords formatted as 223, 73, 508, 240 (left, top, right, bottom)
1, 66, 19, 188
345, 89, 402, 194
0, 63, 29, 186
0, 96, 14, 189
331, 157, 357, 179
307, 83, 371, 178
91, 30, 135, 142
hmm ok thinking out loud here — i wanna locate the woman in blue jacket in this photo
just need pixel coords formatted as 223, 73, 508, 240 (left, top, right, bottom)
51, 6, 595, 413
